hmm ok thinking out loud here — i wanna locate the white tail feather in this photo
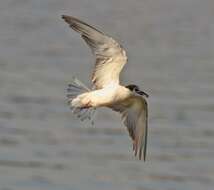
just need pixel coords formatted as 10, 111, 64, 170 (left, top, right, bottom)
67, 77, 96, 124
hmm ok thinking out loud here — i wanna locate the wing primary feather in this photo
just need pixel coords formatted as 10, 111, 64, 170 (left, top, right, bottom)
62, 15, 104, 35
139, 101, 148, 162
139, 101, 148, 161
143, 102, 148, 161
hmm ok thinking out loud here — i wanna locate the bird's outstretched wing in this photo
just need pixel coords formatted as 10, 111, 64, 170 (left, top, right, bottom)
62, 15, 128, 89
111, 96, 148, 161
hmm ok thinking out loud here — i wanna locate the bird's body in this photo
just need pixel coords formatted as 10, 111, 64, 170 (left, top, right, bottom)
72, 84, 131, 108
62, 15, 149, 160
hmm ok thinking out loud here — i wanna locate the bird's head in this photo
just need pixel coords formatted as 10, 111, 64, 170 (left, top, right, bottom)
126, 84, 149, 98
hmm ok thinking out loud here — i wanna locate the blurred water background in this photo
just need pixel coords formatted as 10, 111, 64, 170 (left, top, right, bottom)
0, 0, 214, 190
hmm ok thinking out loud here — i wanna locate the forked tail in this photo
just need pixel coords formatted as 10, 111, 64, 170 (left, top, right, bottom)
66, 77, 96, 125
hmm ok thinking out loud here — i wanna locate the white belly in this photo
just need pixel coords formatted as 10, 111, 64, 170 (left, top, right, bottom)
73, 84, 131, 108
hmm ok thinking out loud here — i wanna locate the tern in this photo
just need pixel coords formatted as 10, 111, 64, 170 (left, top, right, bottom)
62, 15, 149, 161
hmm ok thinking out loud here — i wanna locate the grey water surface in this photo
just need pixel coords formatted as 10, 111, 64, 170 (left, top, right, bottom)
0, 0, 214, 190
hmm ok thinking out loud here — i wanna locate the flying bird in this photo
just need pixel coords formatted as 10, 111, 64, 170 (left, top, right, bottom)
62, 15, 149, 161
